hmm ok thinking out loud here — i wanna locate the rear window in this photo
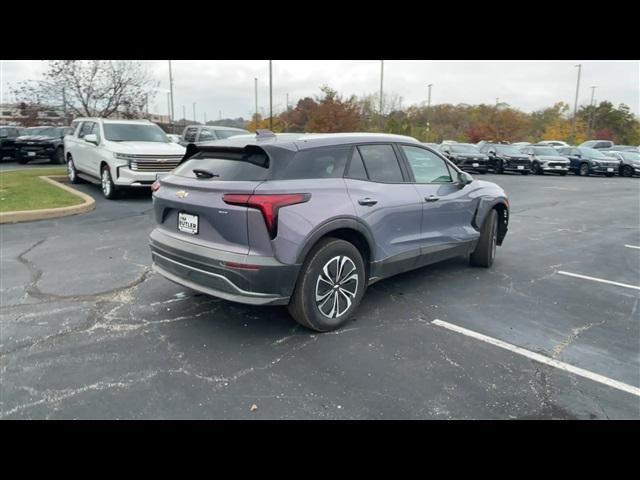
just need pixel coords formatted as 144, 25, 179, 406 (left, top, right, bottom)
216, 129, 246, 139
173, 150, 270, 181
274, 146, 350, 180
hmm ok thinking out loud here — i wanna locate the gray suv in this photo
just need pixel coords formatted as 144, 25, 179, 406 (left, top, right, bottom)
149, 132, 510, 331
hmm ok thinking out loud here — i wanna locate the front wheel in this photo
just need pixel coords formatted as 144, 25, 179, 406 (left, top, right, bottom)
533, 162, 543, 175
67, 155, 82, 184
52, 147, 65, 164
579, 163, 590, 176
101, 165, 118, 199
621, 165, 633, 177
288, 238, 366, 332
495, 160, 504, 174
470, 209, 497, 268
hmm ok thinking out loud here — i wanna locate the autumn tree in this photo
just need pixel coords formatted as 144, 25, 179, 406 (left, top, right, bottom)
306, 86, 360, 133
11, 60, 158, 120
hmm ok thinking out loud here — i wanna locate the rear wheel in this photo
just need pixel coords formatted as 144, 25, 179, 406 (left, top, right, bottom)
101, 165, 118, 199
470, 209, 498, 268
288, 238, 366, 332
579, 163, 590, 176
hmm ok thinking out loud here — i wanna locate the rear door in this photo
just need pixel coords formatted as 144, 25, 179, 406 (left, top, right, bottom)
153, 150, 270, 254
397, 144, 479, 259
344, 144, 423, 275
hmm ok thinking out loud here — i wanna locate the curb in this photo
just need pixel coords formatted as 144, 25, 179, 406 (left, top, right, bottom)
0, 175, 96, 224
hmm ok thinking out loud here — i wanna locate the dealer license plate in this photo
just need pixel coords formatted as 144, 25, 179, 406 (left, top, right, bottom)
178, 212, 199, 235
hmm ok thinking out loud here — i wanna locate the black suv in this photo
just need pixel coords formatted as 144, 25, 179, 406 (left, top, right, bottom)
479, 143, 532, 174
438, 143, 489, 174
0, 126, 23, 160
15, 126, 73, 164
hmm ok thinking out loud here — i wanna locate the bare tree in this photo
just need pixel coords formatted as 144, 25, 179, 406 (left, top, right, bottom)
11, 60, 158, 121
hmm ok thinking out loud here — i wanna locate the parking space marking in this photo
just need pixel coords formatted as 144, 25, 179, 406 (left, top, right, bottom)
624, 245, 640, 250
431, 319, 640, 398
557, 271, 640, 291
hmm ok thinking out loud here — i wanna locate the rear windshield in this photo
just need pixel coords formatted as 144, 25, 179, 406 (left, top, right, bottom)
273, 146, 350, 180
215, 129, 248, 139
173, 150, 270, 181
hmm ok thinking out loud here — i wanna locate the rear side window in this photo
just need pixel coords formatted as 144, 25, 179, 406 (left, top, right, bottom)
274, 146, 350, 180
216, 130, 245, 139
173, 150, 270, 181
198, 129, 215, 141
346, 148, 368, 180
357, 144, 403, 182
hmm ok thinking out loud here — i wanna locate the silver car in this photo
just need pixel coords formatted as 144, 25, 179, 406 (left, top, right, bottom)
149, 132, 510, 331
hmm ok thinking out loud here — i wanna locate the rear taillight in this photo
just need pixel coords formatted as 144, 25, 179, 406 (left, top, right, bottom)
223, 193, 310, 239
151, 180, 161, 192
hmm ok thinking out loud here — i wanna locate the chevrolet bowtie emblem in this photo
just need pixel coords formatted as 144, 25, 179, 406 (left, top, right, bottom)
176, 190, 189, 198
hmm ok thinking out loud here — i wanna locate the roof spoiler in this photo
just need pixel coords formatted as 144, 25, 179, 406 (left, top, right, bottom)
179, 143, 270, 168
256, 129, 276, 139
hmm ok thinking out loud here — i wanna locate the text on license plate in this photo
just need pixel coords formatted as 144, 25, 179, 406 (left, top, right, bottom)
517, 165, 524, 170
472, 163, 479, 167
28, 151, 36, 157
607, 168, 614, 172
178, 212, 199, 234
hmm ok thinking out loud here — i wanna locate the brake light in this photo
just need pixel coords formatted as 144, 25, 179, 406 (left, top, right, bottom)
223, 193, 310, 238
151, 180, 161, 192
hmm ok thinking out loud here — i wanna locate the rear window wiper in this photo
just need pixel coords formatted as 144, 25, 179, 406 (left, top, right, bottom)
193, 168, 220, 179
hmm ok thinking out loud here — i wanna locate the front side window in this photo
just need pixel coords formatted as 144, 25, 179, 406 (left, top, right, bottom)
275, 146, 350, 180
78, 122, 93, 139
184, 128, 198, 142
401, 145, 452, 183
103, 123, 168, 143
357, 144, 403, 183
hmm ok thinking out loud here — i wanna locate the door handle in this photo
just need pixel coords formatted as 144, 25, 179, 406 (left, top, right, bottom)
358, 198, 378, 206
425, 195, 440, 202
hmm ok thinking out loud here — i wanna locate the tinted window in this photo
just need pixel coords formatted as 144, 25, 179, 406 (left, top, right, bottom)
275, 146, 350, 180
103, 123, 168, 142
401, 145, 452, 183
346, 148, 368, 180
173, 151, 270, 181
357, 144, 403, 182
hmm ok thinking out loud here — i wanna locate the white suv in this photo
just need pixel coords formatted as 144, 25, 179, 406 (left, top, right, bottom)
64, 118, 186, 199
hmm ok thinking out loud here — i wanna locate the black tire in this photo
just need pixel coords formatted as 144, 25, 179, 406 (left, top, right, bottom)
495, 160, 504, 174
18, 156, 29, 165
288, 238, 366, 332
579, 163, 590, 176
621, 165, 633, 177
101, 165, 118, 199
533, 162, 543, 175
470, 209, 498, 268
52, 146, 64, 164
67, 155, 82, 184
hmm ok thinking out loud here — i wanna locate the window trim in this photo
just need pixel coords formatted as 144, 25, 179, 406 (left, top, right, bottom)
396, 142, 460, 185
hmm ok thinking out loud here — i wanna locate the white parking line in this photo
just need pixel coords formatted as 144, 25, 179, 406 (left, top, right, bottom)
557, 271, 640, 291
624, 245, 640, 250
431, 319, 640, 398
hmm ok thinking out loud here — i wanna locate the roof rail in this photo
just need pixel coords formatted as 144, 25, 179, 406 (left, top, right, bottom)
256, 129, 276, 138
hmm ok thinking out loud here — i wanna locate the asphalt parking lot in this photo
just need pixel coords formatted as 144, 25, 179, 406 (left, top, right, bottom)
1, 166, 638, 419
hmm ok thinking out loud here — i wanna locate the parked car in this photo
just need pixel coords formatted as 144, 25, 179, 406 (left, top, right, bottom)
602, 150, 640, 177
438, 143, 488, 174
64, 118, 186, 199
479, 143, 532, 174
519, 145, 570, 175
557, 147, 620, 176
536, 140, 570, 149
578, 140, 614, 150
15, 126, 74, 164
149, 132, 509, 332
179, 125, 250, 146
0, 125, 22, 160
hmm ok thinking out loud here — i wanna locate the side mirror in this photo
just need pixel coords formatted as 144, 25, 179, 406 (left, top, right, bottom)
488, 150, 496, 156
458, 171, 473, 186
84, 134, 98, 145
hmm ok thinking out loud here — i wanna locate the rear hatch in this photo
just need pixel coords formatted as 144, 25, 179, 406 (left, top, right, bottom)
153, 147, 271, 254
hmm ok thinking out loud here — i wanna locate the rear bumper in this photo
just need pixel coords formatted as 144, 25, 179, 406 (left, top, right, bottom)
149, 228, 299, 306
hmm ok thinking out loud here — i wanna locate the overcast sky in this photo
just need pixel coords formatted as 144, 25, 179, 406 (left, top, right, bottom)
1, 60, 638, 120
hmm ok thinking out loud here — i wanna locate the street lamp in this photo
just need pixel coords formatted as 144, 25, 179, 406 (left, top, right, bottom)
572, 64, 582, 142
379, 60, 384, 131
426, 84, 433, 141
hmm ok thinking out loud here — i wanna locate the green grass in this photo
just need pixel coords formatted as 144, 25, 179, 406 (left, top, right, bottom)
0, 168, 84, 213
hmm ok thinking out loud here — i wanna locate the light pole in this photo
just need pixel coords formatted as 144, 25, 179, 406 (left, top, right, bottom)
167, 93, 171, 123
588, 86, 597, 137
269, 60, 273, 131
572, 64, 582, 142
254, 77, 258, 131
168, 60, 175, 131
204, 112, 207, 124
183, 105, 186, 123
193, 103, 196, 124
426, 84, 432, 141
379, 60, 384, 131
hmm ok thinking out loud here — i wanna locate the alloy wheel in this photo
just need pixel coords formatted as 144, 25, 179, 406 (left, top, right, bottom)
315, 255, 359, 319
102, 169, 112, 197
